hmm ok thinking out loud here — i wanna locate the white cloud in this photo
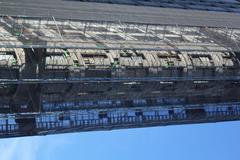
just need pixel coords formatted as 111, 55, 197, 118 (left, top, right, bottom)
0, 134, 73, 160
0, 137, 42, 160
0, 139, 19, 160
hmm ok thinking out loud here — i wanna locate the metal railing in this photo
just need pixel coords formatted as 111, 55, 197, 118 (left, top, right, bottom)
0, 108, 239, 138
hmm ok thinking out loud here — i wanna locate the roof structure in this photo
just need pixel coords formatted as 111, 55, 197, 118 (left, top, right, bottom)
0, 16, 239, 51
0, 1, 240, 138
0, 0, 240, 28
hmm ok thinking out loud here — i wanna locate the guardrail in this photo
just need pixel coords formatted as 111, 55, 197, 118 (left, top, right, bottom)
0, 109, 239, 138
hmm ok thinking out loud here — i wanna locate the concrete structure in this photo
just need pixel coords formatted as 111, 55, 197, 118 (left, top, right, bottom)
0, 1, 239, 138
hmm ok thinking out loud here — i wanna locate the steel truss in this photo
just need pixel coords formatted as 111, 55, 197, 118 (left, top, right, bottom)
0, 15, 239, 138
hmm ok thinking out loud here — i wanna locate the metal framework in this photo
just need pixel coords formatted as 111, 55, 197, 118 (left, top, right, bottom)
0, 15, 239, 138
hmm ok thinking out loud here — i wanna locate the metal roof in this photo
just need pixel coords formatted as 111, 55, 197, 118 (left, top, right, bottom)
0, 0, 240, 28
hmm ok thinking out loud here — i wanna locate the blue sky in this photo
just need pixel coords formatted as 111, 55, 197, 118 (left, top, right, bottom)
0, 121, 239, 160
